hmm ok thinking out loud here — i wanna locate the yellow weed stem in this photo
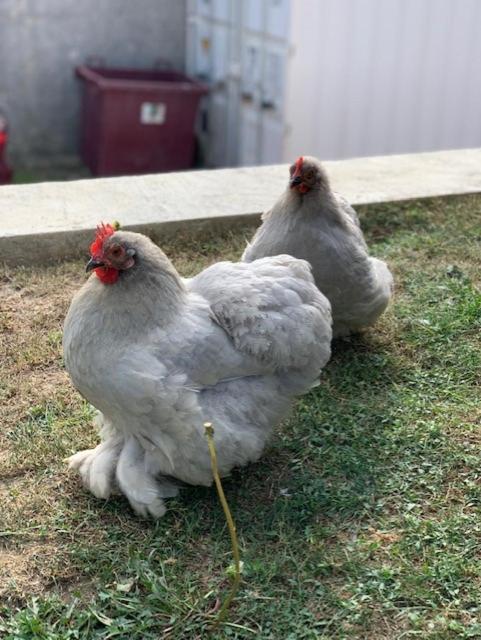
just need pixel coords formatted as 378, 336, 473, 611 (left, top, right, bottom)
204, 421, 241, 628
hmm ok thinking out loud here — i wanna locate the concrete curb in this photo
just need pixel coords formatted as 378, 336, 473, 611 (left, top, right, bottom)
1, 148, 481, 266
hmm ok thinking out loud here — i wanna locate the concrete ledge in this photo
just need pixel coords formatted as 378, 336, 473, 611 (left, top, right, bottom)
1, 148, 481, 266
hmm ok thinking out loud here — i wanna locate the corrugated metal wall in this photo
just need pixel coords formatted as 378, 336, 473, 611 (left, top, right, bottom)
188, 0, 481, 165
285, 0, 481, 160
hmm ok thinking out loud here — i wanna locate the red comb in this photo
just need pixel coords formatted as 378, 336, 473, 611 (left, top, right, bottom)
90, 223, 115, 257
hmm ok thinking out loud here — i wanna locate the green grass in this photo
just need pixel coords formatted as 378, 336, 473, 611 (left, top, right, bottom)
12, 163, 91, 185
1, 195, 480, 639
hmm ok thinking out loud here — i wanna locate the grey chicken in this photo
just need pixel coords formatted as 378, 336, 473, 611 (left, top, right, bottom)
243, 156, 393, 337
63, 224, 332, 517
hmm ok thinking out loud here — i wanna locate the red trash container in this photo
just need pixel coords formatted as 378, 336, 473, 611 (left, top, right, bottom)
76, 66, 208, 176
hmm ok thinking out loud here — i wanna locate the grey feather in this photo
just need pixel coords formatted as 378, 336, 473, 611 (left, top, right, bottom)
242, 156, 393, 337
63, 231, 332, 518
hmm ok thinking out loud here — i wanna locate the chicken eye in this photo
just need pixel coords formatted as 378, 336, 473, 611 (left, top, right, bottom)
305, 170, 314, 180
110, 245, 123, 258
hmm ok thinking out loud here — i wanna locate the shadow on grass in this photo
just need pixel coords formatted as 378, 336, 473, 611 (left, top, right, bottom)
132, 333, 406, 544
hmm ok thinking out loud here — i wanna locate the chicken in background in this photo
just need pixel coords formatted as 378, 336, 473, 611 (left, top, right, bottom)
242, 156, 393, 337
63, 224, 332, 518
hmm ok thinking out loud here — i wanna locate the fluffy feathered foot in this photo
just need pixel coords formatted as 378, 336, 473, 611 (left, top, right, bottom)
116, 436, 179, 519
67, 437, 122, 499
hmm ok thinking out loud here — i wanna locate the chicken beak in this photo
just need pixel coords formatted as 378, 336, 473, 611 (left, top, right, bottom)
290, 175, 302, 188
86, 257, 105, 272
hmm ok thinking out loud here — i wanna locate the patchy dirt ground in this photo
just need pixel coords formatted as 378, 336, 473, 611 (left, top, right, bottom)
1, 198, 480, 638
0, 225, 255, 603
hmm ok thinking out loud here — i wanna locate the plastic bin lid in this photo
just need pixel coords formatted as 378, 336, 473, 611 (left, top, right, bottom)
76, 65, 208, 94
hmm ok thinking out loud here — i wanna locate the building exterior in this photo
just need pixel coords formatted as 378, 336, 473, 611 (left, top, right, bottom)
187, 0, 481, 166
2, 0, 481, 169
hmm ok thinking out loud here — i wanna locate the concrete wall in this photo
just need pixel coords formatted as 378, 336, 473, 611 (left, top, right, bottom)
0, 0, 186, 165
2, 148, 481, 265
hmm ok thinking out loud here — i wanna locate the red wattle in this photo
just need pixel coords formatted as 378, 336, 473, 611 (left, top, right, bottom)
94, 266, 119, 284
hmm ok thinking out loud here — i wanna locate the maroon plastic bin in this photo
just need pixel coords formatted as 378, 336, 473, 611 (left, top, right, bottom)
76, 66, 208, 176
